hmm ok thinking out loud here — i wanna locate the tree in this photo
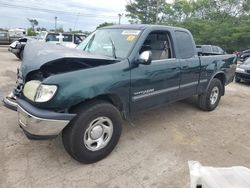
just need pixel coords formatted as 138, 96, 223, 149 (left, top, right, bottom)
125, 0, 250, 52
27, 28, 36, 36
96, 22, 114, 29
126, 0, 167, 24
27, 19, 38, 32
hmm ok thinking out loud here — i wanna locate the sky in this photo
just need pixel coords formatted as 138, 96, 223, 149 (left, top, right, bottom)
0, 0, 129, 32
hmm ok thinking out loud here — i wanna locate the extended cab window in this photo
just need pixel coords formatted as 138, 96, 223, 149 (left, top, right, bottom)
175, 31, 196, 58
140, 31, 173, 61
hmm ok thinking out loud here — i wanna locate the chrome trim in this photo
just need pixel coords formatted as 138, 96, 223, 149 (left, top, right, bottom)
3, 92, 18, 111
152, 58, 177, 63
180, 81, 198, 88
17, 105, 70, 136
132, 86, 179, 101
3, 96, 18, 108
133, 79, 208, 101
200, 79, 208, 83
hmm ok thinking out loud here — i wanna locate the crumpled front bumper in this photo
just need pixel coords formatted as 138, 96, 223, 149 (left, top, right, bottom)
3, 92, 18, 111
16, 98, 76, 140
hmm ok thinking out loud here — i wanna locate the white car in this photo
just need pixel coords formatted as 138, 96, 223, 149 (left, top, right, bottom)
37, 31, 86, 48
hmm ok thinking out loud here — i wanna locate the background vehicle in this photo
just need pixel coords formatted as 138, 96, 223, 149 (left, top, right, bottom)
197, 45, 226, 56
239, 49, 250, 62
3, 25, 237, 163
9, 32, 86, 60
0, 31, 11, 45
235, 57, 250, 83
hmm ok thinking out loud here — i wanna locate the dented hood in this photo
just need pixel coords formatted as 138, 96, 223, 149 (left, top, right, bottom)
21, 40, 116, 78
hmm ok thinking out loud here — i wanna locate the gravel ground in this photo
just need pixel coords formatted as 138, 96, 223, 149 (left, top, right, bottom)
0, 45, 250, 188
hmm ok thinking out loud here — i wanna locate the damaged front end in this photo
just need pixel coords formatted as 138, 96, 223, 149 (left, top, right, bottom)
3, 68, 24, 111
3, 40, 118, 111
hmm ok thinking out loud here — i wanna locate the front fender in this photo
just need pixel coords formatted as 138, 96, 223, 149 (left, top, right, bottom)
37, 60, 131, 110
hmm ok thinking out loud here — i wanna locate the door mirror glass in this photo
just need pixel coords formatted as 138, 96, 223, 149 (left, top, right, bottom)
138, 51, 152, 65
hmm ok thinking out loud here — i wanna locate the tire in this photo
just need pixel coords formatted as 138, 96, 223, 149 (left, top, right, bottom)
62, 100, 122, 163
235, 76, 241, 83
19, 49, 24, 60
198, 78, 223, 111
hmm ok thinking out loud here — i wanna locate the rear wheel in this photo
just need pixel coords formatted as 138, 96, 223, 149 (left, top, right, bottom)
62, 100, 122, 163
198, 78, 223, 111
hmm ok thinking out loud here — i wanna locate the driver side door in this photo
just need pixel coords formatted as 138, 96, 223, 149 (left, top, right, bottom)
130, 31, 181, 112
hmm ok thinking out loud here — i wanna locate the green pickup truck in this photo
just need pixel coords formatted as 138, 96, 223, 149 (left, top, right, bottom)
3, 25, 237, 163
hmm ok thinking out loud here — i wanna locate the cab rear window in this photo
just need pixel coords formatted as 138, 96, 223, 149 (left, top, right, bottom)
175, 31, 196, 59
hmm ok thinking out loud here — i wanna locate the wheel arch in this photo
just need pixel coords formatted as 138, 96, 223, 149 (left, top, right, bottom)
68, 94, 125, 116
207, 72, 226, 95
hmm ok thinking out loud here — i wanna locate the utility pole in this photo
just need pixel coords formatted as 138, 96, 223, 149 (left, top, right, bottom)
54, 16, 57, 32
118, 13, 123, 24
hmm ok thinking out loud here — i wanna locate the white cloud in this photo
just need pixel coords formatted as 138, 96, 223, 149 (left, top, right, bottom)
0, 0, 173, 31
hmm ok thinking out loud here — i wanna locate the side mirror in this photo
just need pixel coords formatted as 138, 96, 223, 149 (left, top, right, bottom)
45, 38, 50, 42
138, 51, 152, 65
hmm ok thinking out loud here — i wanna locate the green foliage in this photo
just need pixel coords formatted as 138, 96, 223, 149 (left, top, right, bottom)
96, 22, 114, 29
57, 27, 64, 33
126, 0, 250, 52
27, 27, 36, 36
126, 0, 167, 23
27, 18, 38, 32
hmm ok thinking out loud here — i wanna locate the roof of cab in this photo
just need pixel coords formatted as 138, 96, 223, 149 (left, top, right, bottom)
102, 24, 188, 32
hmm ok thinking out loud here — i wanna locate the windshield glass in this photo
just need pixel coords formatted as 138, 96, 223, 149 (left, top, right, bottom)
245, 57, 250, 64
46, 33, 60, 42
77, 29, 141, 59
37, 32, 47, 40
63, 34, 73, 42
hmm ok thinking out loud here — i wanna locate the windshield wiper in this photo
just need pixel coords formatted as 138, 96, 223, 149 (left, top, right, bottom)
109, 36, 117, 59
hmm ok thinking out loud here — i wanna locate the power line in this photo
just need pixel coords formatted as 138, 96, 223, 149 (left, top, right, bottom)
0, 2, 119, 19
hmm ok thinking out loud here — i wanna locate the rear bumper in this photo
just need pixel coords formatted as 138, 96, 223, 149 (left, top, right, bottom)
17, 98, 76, 140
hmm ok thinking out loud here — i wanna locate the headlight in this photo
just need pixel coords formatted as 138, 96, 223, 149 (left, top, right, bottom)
23, 80, 41, 101
35, 84, 57, 102
236, 67, 245, 72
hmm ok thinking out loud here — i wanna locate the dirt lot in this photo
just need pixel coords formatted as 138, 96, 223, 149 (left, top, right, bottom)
0, 45, 250, 188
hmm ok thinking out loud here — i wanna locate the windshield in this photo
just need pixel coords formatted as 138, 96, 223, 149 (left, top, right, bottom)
245, 57, 250, 64
63, 34, 73, 42
37, 32, 47, 40
77, 29, 141, 59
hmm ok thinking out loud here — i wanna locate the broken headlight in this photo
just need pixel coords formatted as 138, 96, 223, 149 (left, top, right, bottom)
23, 80, 57, 102
35, 84, 57, 102
23, 80, 41, 101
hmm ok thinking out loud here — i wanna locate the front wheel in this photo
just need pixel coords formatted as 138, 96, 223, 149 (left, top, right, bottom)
62, 101, 122, 163
198, 78, 223, 111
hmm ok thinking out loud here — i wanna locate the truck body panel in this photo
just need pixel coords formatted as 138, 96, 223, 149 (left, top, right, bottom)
3, 24, 237, 139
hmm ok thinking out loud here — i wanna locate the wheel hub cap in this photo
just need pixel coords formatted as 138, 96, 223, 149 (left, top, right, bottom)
83, 116, 113, 151
90, 125, 103, 140
210, 86, 219, 105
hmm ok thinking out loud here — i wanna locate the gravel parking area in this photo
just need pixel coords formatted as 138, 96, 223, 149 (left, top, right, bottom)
0, 45, 250, 188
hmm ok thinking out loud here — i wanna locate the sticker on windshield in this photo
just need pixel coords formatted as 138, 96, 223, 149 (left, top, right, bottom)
122, 30, 140, 35
127, 35, 136, 41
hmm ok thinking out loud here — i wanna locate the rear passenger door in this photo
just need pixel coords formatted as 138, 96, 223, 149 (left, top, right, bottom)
174, 30, 200, 98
